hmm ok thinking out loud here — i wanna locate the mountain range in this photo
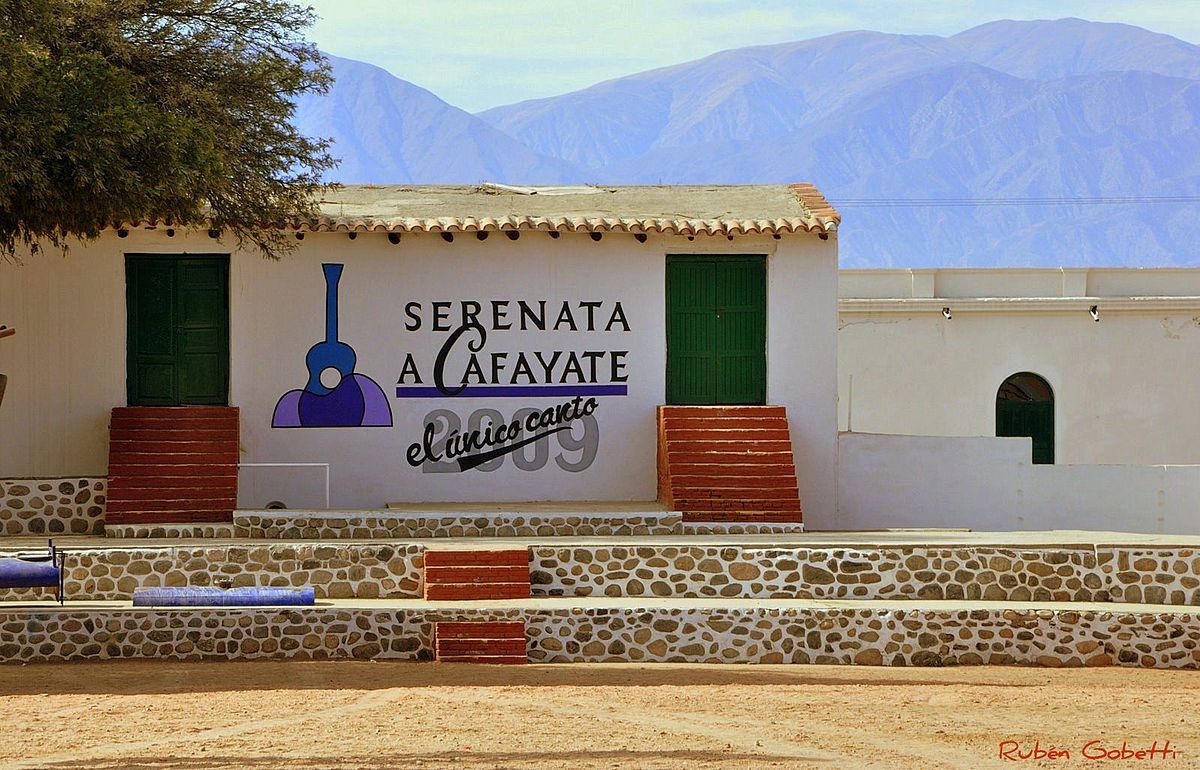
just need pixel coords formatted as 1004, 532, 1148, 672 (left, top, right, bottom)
295, 19, 1200, 267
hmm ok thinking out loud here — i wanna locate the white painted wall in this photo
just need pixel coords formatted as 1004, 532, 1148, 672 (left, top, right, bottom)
771, 236, 838, 523
0, 241, 127, 475
834, 432, 1200, 534
839, 269, 1200, 466
0, 228, 838, 519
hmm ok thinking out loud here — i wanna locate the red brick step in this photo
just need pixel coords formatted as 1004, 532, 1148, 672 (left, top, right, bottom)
105, 406, 239, 524
661, 406, 786, 418
657, 405, 802, 524
424, 549, 529, 567
424, 549, 531, 600
435, 621, 527, 664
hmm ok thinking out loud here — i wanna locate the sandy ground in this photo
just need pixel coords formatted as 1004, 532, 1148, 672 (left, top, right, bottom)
0, 662, 1197, 769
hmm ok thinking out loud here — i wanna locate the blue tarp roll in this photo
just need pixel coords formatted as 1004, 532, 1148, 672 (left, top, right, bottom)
132, 586, 316, 607
0, 559, 59, 589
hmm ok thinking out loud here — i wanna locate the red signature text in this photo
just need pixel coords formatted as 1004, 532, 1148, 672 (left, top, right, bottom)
998, 740, 1180, 761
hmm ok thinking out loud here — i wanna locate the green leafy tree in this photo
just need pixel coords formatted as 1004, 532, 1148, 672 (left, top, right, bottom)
0, 0, 335, 258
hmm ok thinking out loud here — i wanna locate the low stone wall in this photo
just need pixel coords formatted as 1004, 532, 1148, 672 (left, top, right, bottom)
2, 604, 1198, 668
0, 478, 105, 536
1103, 547, 1200, 604
525, 607, 1200, 668
0, 608, 447, 663
530, 545, 1200, 605
5, 542, 1200, 606
237, 511, 681, 539
0, 543, 424, 601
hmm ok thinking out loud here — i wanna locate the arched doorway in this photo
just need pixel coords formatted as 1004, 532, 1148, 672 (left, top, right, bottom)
996, 372, 1054, 464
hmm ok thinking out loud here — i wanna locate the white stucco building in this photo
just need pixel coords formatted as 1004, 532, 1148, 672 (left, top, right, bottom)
835, 268, 1200, 533
0, 184, 839, 525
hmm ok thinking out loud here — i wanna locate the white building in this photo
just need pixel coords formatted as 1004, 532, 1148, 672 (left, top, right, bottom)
835, 268, 1200, 533
0, 184, 839, 526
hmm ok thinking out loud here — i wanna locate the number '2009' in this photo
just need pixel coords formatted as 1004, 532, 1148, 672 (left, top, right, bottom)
420, 408, 599, 473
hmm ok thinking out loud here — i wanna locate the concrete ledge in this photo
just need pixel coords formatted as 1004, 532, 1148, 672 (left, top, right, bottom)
236, 510, 682, 539
681, 522, 805, 535
105, 523, 237, 539
1, 599, 1197, 668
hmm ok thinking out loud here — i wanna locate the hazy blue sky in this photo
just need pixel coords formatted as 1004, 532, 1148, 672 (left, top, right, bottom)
306, 1, 1200, 112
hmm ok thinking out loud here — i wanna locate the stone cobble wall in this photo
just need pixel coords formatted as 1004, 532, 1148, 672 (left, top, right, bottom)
237, 512, 681, 539
0, 478, 105, 536
5, 543, 1200, 606
1102, 548, 1200, 605
0, 608, 527, 663
2, 609, 435, 663
0, 543, 424, 601
1, 605, 1198, 668
530, 546, 1109, 601
524, 607, 1200, 668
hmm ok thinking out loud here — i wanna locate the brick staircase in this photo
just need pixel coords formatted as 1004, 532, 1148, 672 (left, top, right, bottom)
424, 549, 531, 600
657, 405, 803, 523
434, 621, 527, 664
105, 406, 239, 524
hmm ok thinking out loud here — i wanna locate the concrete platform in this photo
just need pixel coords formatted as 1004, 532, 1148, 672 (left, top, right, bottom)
239, 507, 687, 539
19, 528, 1200, 549
104, 503, 811, 539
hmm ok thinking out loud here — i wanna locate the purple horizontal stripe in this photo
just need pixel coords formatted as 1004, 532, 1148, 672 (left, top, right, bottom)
395, 384, 628, 398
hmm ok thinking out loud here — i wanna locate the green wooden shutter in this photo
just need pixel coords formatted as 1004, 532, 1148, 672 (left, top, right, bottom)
997, 400, 1055, 464
126, 255, 229, 406
127, 258, 178, 405
667, 256, 766, 405
177, 259, 229, 404
667, 259, 717, 404
715, 258, 766, 404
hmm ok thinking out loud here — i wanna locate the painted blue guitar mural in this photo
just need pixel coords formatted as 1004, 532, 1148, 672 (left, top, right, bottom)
272, 263, 392, 428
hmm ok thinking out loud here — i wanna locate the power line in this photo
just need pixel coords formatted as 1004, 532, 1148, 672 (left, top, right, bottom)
835, 195, 1200, 208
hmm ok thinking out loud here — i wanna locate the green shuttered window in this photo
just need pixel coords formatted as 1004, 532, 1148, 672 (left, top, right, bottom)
666, 255, 767, 405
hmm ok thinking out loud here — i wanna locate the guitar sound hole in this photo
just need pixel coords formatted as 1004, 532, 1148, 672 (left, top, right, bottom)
319, 367, 343, 390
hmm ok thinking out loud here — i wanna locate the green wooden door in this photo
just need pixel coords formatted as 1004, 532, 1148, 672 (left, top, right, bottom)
997, 401, 1055, 464
666, 255, 766, 405
126, 255, 229, 406
996, 372, 1055, 464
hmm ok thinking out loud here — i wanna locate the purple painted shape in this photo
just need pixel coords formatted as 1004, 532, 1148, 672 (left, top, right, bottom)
395, 384, 628, 398
272, 376, 392, 429
299, 375, 366, 426
271, 390, 304, 428
354, 373, 392, 426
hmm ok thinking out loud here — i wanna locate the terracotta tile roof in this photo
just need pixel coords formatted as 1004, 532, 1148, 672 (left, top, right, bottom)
301, 184, 839, 236
789, 183, 840, 226
117, 183, 840, 237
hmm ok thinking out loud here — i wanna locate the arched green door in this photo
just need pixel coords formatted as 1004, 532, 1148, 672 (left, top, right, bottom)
996, 372, 1054, 464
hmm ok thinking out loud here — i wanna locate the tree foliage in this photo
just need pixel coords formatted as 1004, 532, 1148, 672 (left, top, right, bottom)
0, 0, 335, 257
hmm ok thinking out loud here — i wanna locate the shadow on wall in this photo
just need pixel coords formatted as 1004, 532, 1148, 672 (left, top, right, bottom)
834, 432, 1200, 535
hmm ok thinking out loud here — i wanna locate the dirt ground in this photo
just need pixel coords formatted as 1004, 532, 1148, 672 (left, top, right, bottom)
0, 662, 1197, 769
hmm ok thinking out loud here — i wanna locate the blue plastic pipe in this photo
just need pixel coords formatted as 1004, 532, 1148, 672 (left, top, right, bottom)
132, 586, 316, 607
